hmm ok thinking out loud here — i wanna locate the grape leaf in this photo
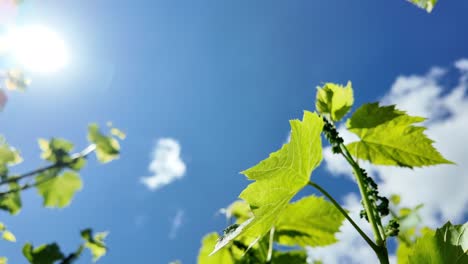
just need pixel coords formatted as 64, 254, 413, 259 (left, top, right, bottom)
0, 183, 22, 215
271, 250, 307, 264
346, 103, 453, 168
23, 243, 64, 264
198, 233, 234, 264
38, 138, 74, 164
406, 222, 468, 263
223, 200, 253, 224
316, 82, 354, 122
81, 229, 108, 262
212, 111, 324, 254
274, 196, 345, 247
0, 143, 22, 178
88, 124, 120, 163
409, 0, 438, 13
2, 230, 16, 242
36, 171, 82, 208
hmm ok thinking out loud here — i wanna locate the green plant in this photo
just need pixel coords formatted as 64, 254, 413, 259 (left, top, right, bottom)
198, 82, 467, 264
0, 73, 125, 263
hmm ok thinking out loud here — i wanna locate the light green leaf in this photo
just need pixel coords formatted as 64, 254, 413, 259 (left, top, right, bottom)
212, 111, 324, 254
396, 241, 412, 264
2, 230, 16, 242
88, 124, 120, 163
409, 0, 438, 12
198, 233, 234, 264
23, 243, 64, 264
275, 196, 345, 247
36, 171, 82, 208
0, 143, 22, 178
0, 182, 22, 215
407, 222, 468, 264
316, 81, 354, 122
223, 200, 253, 224
38, 138, 74, 163
390, 194, 401, 206
81, 229, 108, 262
110, 128, 126, 140
346, 103, 453, 168
0, 257, 6, 264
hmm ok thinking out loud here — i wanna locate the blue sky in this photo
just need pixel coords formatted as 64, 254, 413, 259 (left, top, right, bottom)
1, 0, 468, 263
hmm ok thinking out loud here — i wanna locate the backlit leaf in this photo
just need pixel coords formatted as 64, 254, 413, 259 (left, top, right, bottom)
275, 196, 345, 247
23, 243, 64, 264
212, 111, 324, 254
81, 229, 108, 262
346, 103, 453, 168
406, 221, 468, 263
409, 0, 438, 12
0, 182, 22, 214
88, 124, 120, 163
2, 230, 15, 242
316, 82, 354, 122
36, 171, 82, 208
198, 233, 234, 264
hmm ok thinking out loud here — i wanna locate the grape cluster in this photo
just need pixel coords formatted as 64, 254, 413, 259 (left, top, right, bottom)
322, 117, 344, 154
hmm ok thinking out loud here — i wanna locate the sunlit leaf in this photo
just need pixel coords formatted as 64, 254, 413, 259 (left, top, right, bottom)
0, 257, 7, 264
409, 0, 438, 12
271, 250, 307, 264
88, 124, 120, 163
38, 138, 73, 163
2, 230, 16, 242
36, 171, 82, 208
316, 81, 354, 122
4, 69, 31, 91
23, 243, 64, 264
406, 222, 468, 263
275, 196, 345, 247
0, 182, 22, 215
346, 103, 453, 168
0, 142, 22, 178
198, 233, 234, 264
110, 128, 126, 140
81, 229, 108, 262
222, 200, 253, 224
212, 111, 324, 254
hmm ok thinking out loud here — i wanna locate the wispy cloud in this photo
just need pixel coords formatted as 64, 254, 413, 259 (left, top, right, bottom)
141, 138, 186, 191
169, 209, 185, 240
310, 59, 468, 263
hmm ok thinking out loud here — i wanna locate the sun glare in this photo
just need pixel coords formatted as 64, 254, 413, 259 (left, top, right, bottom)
5, 25, 69, 73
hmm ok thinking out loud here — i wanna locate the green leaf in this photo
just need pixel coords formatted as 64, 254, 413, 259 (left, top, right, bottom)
271, 250, 307, 264
274, 196, 345, 247
0, 182, 22, 215
407, 222, 468, 264
198, 233, 234, 264
110, 127, 126, 140
346, 103, 453, 168
316, 81, 354, 122
36, 171, 82, 208
396, 241, 412, 264
88, 124, 120, 163
23, 243, 64, 264
81, 229, 108, 262
0, 143, 22, 178
2, 230, 16, 242
390, 194, 401, 206
0, 257, 6, 264
409, 0, 438, 13
223, 200, 253, 224
38, 138, 74, 163
212, 111, 324, 254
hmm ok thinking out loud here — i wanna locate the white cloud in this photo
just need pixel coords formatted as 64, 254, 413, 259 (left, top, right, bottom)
316, 59, 468, 263
140, 138, 186, 191
169, 209, 185, 240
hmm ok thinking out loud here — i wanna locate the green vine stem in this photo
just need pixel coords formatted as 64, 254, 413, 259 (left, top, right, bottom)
307, 181, 378, 252
0, 144, 96, 196
339, 144, 390, 264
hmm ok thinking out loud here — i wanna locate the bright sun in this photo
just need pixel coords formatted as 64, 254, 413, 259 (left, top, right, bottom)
5, 25, 69, 73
